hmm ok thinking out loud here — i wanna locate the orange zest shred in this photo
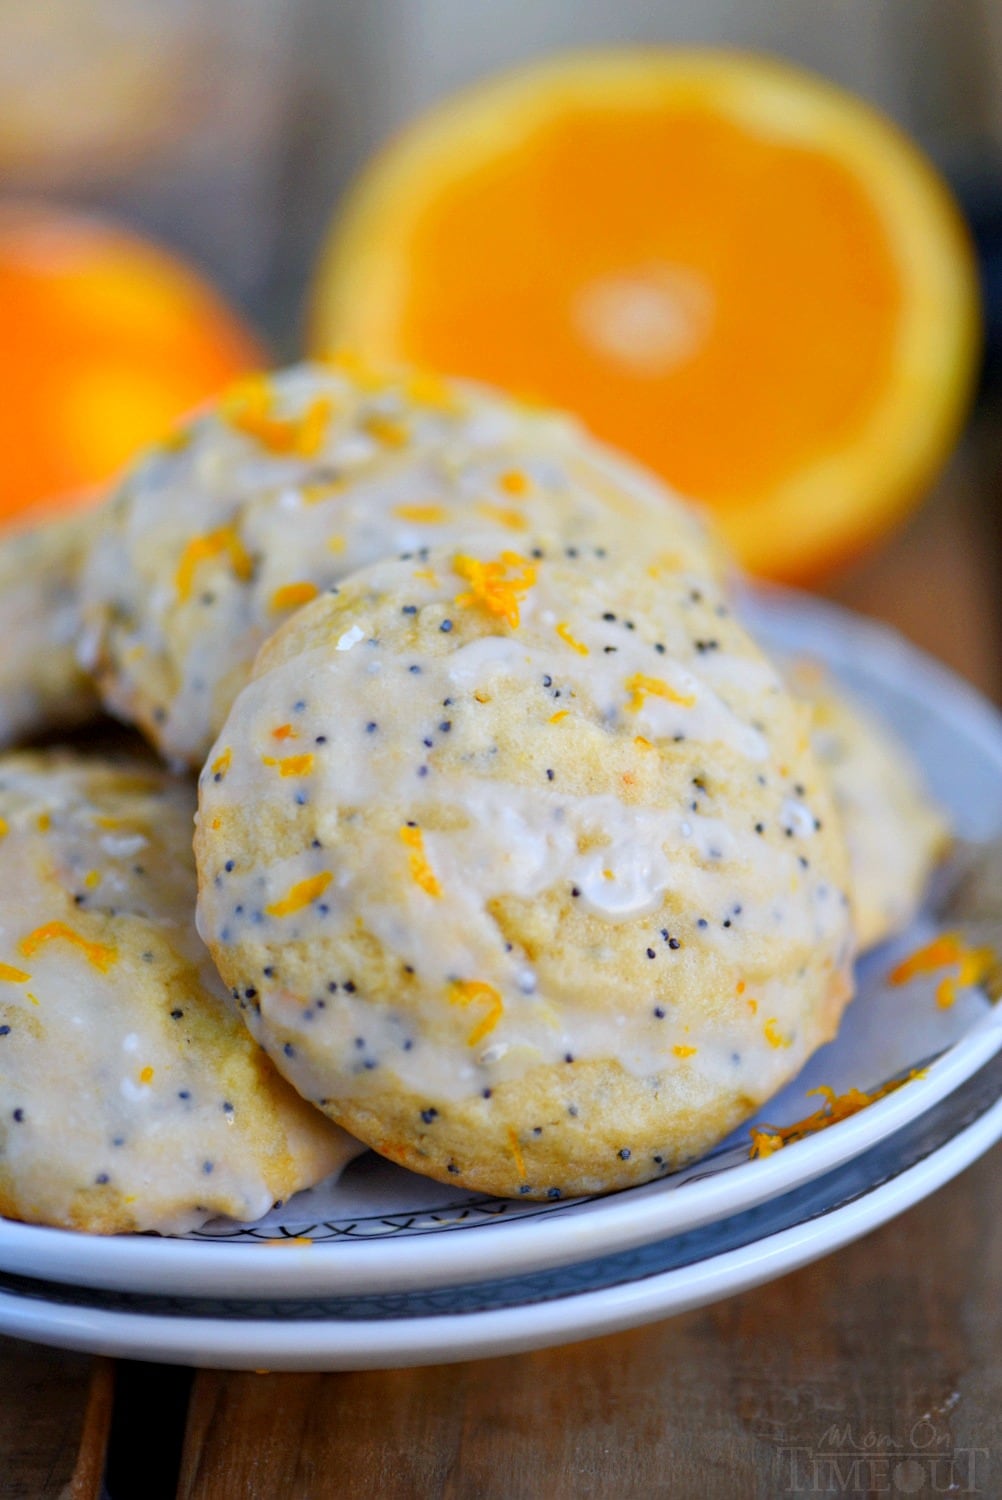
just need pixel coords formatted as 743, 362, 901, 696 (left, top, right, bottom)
549, 710, 569, 724
223, 375, 333, 457
763, 1016, 790, 1049
0, 962, 30, 983
474, 503, 528, 532
319, 347, 388, 392
405, 369, 461, 411
271, 724, 298, 741
498, 468, 530, 496
889, 932, 965, 983
139, 1066, 154, 1085
210, 748, 232, 780
261, 753, 315, 779
507, 1126, 527, 1180
750, 1072, 927, 1159
266, 872, 333, 918
399, 825, 441, 898
270, 581, 319, 613
302, 479, 345, 505
555, 621, 589, 656
450, 979, 504, 1047
673, 1044, 698, 1058
393, 502, 449, 524
20, 922, 117, 972
625, 673, 696, 712
175, 526, 253, 602
362, 412, 408, 448
453, 551, 537, 628
888, 931, 996, 1010
647, 553, 684, 578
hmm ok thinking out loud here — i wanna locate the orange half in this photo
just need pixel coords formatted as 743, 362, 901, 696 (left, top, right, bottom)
310, 49, 981, 581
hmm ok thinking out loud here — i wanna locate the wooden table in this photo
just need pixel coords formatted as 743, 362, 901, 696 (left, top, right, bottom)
3, 451, 1000, 1500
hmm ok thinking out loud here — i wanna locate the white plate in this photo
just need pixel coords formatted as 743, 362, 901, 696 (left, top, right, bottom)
1, 590, 1000, 1300
0, 1053, 997, 1370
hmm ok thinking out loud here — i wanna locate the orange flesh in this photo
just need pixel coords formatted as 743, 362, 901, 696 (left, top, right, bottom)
398, 105, 901, 509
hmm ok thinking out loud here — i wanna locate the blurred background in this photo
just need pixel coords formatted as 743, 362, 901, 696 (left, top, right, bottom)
1, 0, 1000, 692
2, 0, 1001, 361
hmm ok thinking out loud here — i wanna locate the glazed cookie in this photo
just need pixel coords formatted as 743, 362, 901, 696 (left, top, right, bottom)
0, 510, 100, 747
195, 543, 855, 1200
79, 359, 724, 766
0, 751, 359, 1233
788, 661, 950, 950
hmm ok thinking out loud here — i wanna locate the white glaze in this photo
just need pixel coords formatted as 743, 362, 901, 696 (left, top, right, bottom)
0, 754, 359, 1233
197, 548, 854, 1113
80, 362, 723, 764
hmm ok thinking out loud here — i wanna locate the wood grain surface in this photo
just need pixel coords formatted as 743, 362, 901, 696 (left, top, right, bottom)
175, 1146, 1001, 1499
2, 456, 1000, 1499
828, 446, 1002, 704
0, 1342, 112, 1500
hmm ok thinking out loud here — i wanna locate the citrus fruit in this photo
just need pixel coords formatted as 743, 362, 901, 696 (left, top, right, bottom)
0, 203, 265, 521
310, 49, 981, 581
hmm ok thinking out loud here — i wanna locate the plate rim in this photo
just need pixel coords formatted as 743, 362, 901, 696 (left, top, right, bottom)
1, 1072, 998, 1371
1, 587, 1000, 1300
1, 1001, 999, 1300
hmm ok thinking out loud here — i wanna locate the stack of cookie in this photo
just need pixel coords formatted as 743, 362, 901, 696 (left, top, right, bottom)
0, 359, 947, 1228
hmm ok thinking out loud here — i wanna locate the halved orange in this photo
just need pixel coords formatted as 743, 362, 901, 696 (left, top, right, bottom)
310, 49, 981, 581
0, 203, 265, 522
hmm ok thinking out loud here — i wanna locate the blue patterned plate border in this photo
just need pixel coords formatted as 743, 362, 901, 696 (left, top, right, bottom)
0, 590, 1000, 1302
0, 1053, 998, 1370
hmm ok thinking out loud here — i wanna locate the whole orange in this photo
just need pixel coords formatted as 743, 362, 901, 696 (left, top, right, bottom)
0, 203, 265, 520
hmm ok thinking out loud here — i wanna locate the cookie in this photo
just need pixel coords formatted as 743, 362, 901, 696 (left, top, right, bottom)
0, 750, 359, 1233
195, 543, 855, 1200
79, 359, 724, 766
0, 511, 100, 747
788, 660, 950, 950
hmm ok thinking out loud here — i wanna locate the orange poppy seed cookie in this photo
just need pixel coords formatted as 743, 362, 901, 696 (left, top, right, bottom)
0, 511, 100, 748
788, 661, 951, 950
78, 359, 724, 767
0, 751, 359, 1233
195, 543, 855, 1200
